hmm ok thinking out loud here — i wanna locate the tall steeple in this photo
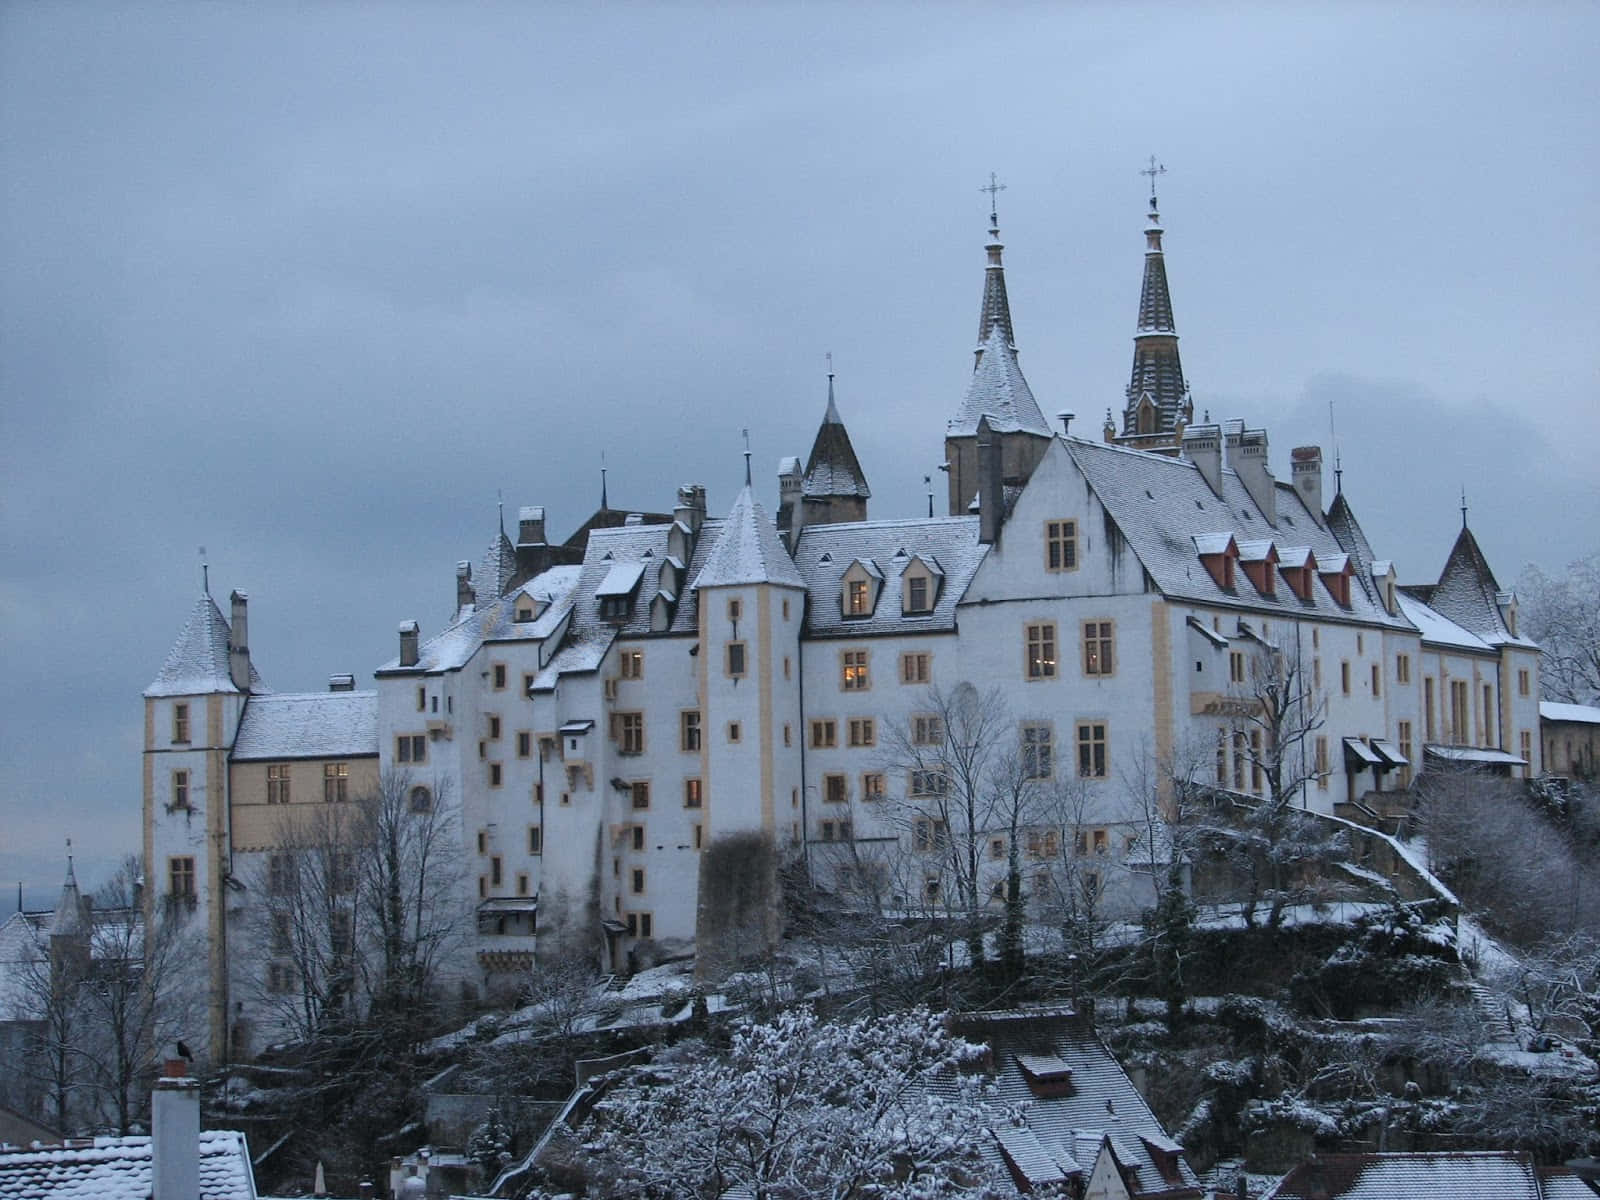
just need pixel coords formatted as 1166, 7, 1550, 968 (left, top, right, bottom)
975, 173, 1015, 362
1115, 158, 1192, 454
781, 365, 871, 538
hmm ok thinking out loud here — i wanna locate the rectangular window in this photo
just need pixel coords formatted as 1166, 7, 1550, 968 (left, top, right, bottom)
906, 575, 930, 613
846, 579, 871, 615
271, 912, 293, 956
1450, 680, 1469, 744
910, 769, 949, 796
680, 710, 701, 752
1076, 722, 1108, 779
477, 830, 487, 855
517, 731, 532, 758
1026, 622, 1058, 680
1341, 661, 1352, 696
631, 867, 645, 895
528, 826, 542, 854
323, 762, 349, 803
630, 781, 650, 810
1397, 654, 1412, 684
492, 663, 507, 690
523, 673, 536, 697
168, 855, 196, 899
171, 769, 190, 810
1520, 729, 1532, 772
1518, 668, 1530, 697
417, 687, 426, 712
684, 778, 703, 808
517, 874, 529, 896
1230, 651, 1246, 684
728, 721, 741, 743
847, 717, 875, 748
1045, 519, 1078, 571
1315, 736, 1330, 789
1216, 727, 1228, 785
694, 823, 703, 849
1233, 731, 1247, 790
912, 713, 944, 746
811, 719, 837, 749
1483, 684, 1496, 746
619, 649, 644, 679
266, 763, 290, 805
490, 856, 503, 886
172, 703, 190, 744
914, 817, 949, 852
861, 772, 885, 801
488, 762, 503, 787
1314, 658, 1323, 691
900, 651, 931, 684
267, 962, 295, 994
616, 712, 644, 755
728, 598, 741, 621
1021, 722, 1053, 780
1398, 720, 1414, 788
1371, 663, 1381, 697
841, 649, 870, 691
1082, 620, 1115, 677
726, 641, 747, 678
488, 715, 501, 740
824, 773, 848, 805
1250, 729, 1263, 795
631, 825, 645, 851
396, 734, 426, 763
268, 852, 293, 896
1425, 677, 1437, 741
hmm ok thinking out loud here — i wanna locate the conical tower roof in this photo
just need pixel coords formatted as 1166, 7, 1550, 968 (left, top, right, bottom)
477, 529, 519, 602
1122, 195, 1191, 436
50, 855, 88, 938
949, 321, 1050, 438
801, 375, 871, 500
145, 592, 264, 697
1430, 523, 1514, 641
694, 486, 805, 590
975, 218, 1016, 358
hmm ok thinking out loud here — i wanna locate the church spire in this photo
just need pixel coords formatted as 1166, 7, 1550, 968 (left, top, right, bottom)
975, 173, 1015, 363
1118, 157, 1191, 451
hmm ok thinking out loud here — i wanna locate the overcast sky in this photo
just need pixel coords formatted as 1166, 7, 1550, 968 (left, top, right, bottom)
3, 3, 1596, 907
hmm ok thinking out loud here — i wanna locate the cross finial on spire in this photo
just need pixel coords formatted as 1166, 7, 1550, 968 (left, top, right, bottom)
1460, 486, 1469, 528
980, 172, 1006, 228
826, 350, 834, 382
1140, 156, 1167, 206
600, 451, 608, 512
741, 428, 752, 487
497, 490, 505, 537
199, 546, 208, 595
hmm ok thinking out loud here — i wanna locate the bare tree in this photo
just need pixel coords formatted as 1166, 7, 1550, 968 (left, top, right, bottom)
1519, 551, 1600, 706
15, 917, 88, 1134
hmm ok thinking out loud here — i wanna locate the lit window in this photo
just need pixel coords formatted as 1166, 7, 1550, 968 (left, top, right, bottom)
841, 649, 869, 691
846, 579, 871, 616
726, 642, 747, 678
172, 703, 190, 744
266, 763, 290, 804
619, 649, 643, 679
1021, 723, 1053, 780
1082, 621, 1114, 677
811, 720, 837, 749
615, 712, 644, 755
847, 718, 875, 748
323, 762, 349, 803
1026, 623, 1057, 680
1076, 722, 1108, 779
684, 778, 702, 808
900, 652, 931, 684
1045, 520, 1078, 571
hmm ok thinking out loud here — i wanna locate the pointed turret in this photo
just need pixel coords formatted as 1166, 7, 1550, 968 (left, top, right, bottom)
50, 853, 87, 939
695, 486, 805, 590
145, 592, 264, 697
974, 212, 1016, 361
476, 528, 518, 603
1116, 186, 1192, 453
1430, 522, 1518, 643
792, 371, 870, 532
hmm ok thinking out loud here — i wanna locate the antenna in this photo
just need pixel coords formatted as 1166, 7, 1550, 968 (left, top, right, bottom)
198, 546, 208, 594
925, 474, 933, 518
1328, 400, 1343, 493
980, 172, 1006, 227
600, 451, 608, 511
1460, 486, 1469, 529
497, 489, 505, 537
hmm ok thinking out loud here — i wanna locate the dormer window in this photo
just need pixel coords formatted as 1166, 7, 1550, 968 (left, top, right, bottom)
596, 562, 645, 623
847, 579, 870, 615
900, 555, 942, 616
1238, 540, 1279, 597
1318, 553, 1353, 608
1279, 548, 1315, 602
841, 560, 882, 619
1371, 560, 1398, 615
1193, 533, 1239, 591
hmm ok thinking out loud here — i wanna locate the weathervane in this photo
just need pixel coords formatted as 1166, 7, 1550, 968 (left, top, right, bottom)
980, 172, 1006, 227
825, 351, 834, 380
1140, 155, 1167, 205
742, 428, 752, 487
199, 545, 208, 594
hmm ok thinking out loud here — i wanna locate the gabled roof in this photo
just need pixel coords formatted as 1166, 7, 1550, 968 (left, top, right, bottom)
0, 1130, 257, 1200
375, 564, 584, 675
1395, 589, 1491, 653
231, 691, 378, 762
477, 528, 519, 603
1261, 1150, 1546, 1200
948, 322, 1051, 439
801, 380, 871, 500
793, 517, 985, 637
144, 594, 265, 698
1429, 524, 1528, 645
694, 487, 804, 590
1541, 701, 1600, 726
1325, 490, 1377, 577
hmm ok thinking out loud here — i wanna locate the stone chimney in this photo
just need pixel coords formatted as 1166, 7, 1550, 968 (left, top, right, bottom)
328, 674, 355, 692
516, 505, 547, 547
399, 620, 420, 668
1223, 424, 1276, 526
977, 416, 1004, 545
675, 484, 707, 534
1181, 423, 1224, 496
228, 591, 250, 691
455, 561, 474, 613
776, 456, 803, 542
151, 1060, 200, 1200
1290, 446, 1324, 525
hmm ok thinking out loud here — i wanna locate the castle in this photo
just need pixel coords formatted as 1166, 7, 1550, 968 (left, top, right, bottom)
143, 185, 1542, 1060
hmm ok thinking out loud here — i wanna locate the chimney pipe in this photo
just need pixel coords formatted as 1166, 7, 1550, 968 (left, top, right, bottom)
229, 591, 250, 691
977, 417, 1004, 545
1181, 423, 1224, 496
151, 1065, 200, 1200
1291, 445, 1324, 525
328, 674, 355, 693
455, 561, 474, 613
399, 620, 420, 668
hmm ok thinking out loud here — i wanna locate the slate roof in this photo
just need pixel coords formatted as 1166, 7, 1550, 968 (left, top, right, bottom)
1123, 201, 1190, 434
0, 1130, 257, 1200
231, 691, 378, 761
694, 488, 804, 590
1542, 701, 1600, 726
376, 565, 585, 675
1324, 491, 1377, 577
1394, 589, 1491, 653
1428, 524, 1533, 646
792, 516, 986, 638
1060, 438, 1410, 628
801, 382, 871, 500
145, 594, 266, 698
477, 529, 519, 603
1261, 1150, 1546, 1200
938, 1006, 1202, 1198
975, 223, 1016, 352
949, 322, 1052, 438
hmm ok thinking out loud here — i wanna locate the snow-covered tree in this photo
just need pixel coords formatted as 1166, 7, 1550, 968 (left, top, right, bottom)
579, 1006, 1002, 1200
1519, 552, 1600, 705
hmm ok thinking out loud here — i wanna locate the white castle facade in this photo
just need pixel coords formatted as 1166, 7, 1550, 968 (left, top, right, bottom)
142, 191, 1543, 1060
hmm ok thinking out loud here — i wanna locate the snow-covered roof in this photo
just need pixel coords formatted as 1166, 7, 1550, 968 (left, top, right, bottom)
376, 564, 584, 675
1540, 701, 1600, 726
1394, 591, 1491, 653
1426, 525, 1535, 647
1059, 439, 1409, 628
1261, 1150, 1545, 1200
145, 594, 266, 698
596, 562, 646, 597
1424, 745, 1528, 766
800, 385, 871, 500
693, 487, 804, 590
0, 1130, 257, 1200
231, 692, 378, 762
947, 322, 1052, 438
793, 517, 985, 637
